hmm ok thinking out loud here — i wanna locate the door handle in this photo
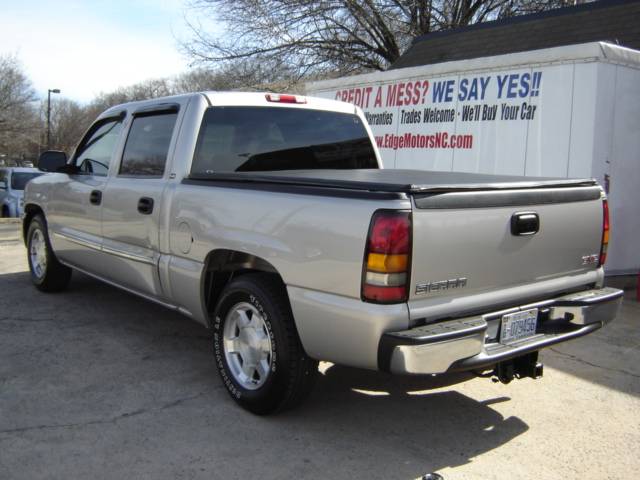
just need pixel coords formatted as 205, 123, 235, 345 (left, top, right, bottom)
89, 190, 102, 205
137, 197, 154, 215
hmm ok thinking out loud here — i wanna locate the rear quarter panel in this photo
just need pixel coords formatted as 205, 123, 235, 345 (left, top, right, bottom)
168, 184, 410, 298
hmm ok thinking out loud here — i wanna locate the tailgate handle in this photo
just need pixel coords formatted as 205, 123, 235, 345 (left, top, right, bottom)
511, 212, 539, 236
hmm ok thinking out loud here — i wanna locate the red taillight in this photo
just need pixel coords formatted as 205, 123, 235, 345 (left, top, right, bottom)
265, 93, 306, 104
599, 199, 610, 267
362, 210, 411, 304
368, 213, 411, 254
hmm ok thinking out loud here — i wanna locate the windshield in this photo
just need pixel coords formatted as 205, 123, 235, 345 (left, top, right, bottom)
191, 106, 378, 174
11, 172, 43, 190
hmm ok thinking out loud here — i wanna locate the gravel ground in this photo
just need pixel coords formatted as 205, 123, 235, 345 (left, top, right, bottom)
0, 222, 638, 480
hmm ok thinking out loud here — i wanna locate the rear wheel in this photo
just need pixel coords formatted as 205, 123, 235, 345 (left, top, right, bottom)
1, 205, 9, 218
27, 215, 72, 292
212, 273, 318, 414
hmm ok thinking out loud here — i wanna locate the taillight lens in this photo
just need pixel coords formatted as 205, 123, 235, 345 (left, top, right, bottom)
265, 93, 306, 104
599, 199, 610, 267
362, 210, 411, 303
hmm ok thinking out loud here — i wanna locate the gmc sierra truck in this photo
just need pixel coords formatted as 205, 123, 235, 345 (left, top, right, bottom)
23, 92, 623, 414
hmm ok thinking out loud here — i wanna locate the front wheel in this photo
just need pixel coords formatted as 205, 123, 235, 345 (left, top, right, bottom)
27, 215, 72, 292
212, 273, 318, 414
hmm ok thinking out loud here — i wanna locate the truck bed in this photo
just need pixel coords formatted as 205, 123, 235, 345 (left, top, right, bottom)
186, 168, 605, 325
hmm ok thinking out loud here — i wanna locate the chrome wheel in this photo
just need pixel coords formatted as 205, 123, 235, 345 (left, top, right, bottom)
29, 228, 47, 280
223, 302, 272, 390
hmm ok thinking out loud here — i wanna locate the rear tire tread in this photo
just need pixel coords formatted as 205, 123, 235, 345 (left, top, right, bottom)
214, 273, 318, 414
254, 274, 318, 413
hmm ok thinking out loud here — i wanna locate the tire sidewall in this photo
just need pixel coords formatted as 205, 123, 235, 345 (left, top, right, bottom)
212, 280, 291, 410
27, 216, 49, 286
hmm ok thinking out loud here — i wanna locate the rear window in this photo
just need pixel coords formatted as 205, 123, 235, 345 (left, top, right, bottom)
191, 106, 377, 174
11, 172, 43, 190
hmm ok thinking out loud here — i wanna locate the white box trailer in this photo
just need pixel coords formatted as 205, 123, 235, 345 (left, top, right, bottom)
306, 42, 640, 275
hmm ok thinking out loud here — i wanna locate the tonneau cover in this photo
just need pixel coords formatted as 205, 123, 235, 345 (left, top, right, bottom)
188, 169, 596, 194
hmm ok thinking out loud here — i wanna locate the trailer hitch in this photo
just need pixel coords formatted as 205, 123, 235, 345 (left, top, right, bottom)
492, 352, 544, 384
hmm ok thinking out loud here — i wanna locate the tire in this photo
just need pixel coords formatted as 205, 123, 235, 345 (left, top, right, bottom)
1, 206, 9, 218
212, 273, 318, 415
26, 215, 72, 292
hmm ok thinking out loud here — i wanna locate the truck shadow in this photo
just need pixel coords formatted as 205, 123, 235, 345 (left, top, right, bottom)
0, 269, 531, 478
283, 366, 529, 477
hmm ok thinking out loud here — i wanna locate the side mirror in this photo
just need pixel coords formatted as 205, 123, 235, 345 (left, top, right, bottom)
38, 150, 68, 172
0, 180, 6, 190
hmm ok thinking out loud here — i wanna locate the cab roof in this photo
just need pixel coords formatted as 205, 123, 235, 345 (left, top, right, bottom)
100, 91, 358, 120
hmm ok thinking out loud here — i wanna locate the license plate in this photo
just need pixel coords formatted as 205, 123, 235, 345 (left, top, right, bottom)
500, 308, 538, 344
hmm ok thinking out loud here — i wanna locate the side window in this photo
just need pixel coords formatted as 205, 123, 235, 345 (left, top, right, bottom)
74, 119, 123, 176
119, 113, 177, 177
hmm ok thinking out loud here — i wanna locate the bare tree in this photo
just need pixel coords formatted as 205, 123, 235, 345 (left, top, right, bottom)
0, 55, 40, 161
45, 98, 94, 154
88, 78, 173, 114
182, 0, 577, 76
174, 61, 302, 92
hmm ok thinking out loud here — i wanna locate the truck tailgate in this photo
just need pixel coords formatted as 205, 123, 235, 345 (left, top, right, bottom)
408, 185, 604, 320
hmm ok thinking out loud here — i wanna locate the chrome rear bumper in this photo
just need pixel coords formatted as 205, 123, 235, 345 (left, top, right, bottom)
378, 287, 623, 375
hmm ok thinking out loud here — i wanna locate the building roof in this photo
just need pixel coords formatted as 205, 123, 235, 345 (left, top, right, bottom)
391, 0, 640, 69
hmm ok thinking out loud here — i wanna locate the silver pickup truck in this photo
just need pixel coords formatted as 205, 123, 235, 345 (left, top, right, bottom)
23, 92, 623, 414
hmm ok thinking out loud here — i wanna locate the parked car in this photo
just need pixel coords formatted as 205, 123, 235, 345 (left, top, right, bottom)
23, 92, 623, 414
0, 167, 44, 217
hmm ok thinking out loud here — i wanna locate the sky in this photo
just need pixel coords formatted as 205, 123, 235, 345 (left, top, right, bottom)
0, 0, 210, 103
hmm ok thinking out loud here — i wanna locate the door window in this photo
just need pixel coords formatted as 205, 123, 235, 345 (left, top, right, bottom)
74, 119, 123, 176
119, 113, 178, 177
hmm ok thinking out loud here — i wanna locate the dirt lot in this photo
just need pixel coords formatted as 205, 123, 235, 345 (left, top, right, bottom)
1, 220, 638, 480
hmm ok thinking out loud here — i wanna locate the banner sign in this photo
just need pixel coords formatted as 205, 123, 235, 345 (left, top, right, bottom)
311, 65, 575, 177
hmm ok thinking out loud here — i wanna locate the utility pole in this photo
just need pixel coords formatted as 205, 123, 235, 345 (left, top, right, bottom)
46, 88, 61, 149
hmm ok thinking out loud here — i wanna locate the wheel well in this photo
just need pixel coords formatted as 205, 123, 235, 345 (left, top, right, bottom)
22, 204, 44, 245
202, 249, 284, 318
